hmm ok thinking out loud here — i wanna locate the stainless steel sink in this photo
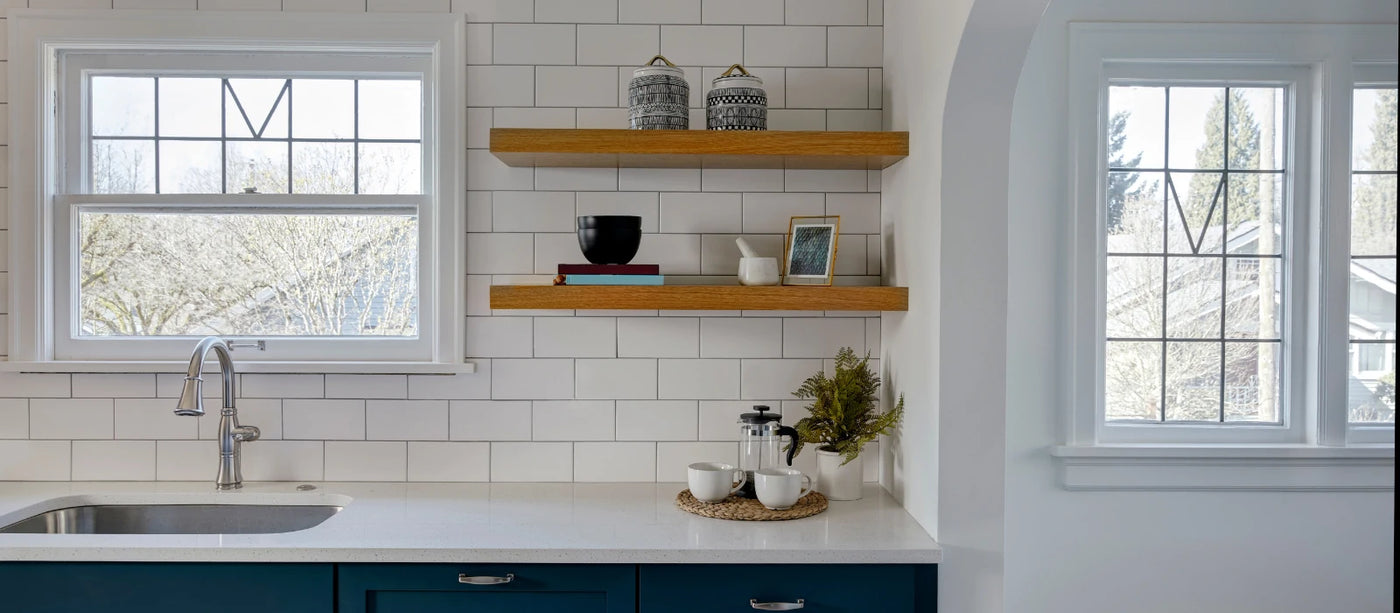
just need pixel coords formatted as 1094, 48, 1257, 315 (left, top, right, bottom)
0, 504, 342, 535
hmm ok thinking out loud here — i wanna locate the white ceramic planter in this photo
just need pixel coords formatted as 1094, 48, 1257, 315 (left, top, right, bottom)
816, 449, 863, 501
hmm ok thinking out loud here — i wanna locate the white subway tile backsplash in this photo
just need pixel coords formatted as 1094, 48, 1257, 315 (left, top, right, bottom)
742, 193, 825, 233
72, 441, 156, 481
704, 167, 783, 193
620, 0, 699, 24
242, 374, 324, 398
533, 400, 615, 440
786, 68, 869, 109
657, 359, 739, 399
577, 25, 659, 66
616, 400, 696, 440
536, 66, 618, 107
702, 0, 782, 24
282, 0, 364, 11
368, 0, 450, 10
576, 107, 631, 128
467, 232, 535, 274
467, 275, 494, 316
576, 359, 657, 399
492, 359, 575, 399
701, 318, 782, 358
450, 400, 531, 440
536, 166, 620, 191
282, 399, 366, 440
70, 374, 154, 399
868, 0, 884, 25
409, 362, 492, 400
825, 193, 880, 233
242, 441, 324, 482
467, 108, 493, 146
468, 149, 536, 191
632, 233, 702, 275
534, 232, 588, 272
451, 0, 535, 22
493, 190, 576, 232
115, 399, 198, 440
536, 0, 617, 24
577, 191, 660, 232
467, 23, 494, 64
784, 169, 868, 192
618, 168, 700, 191
833, 233, 867, 275
740, 359, 821, 399
492, 442, 573, 481
467, 316, 534, 357
466, 66, 535, 107
0, 372, 71, 398
408, 442, 491, 481
155, 440, 217, 481
536, 317, 617, 357
467, 191, 493, 232
827, 27, 882, 67
198, 0, 280, 8
0, 441, 70, 480
661, 26, 742, 66
0, 398, 27, 438
367, 400, 450, 440
659, 192, 741, 233
869, 68, 883, 109
326, 441, 407, 481
867, 318, 881, 353
494, 107, 576, 129
574, 442, 656, 481
617, 317, 699, 358
30, 399, 113, 439
494, 24, 576, 65
784, 0, 866, 25
326, 375, 408, 399
782, 318, 865, 358
743, 26, 825, 68
656, 441, 737, 481
767, 109, 826, 131
826, 109, 882, 131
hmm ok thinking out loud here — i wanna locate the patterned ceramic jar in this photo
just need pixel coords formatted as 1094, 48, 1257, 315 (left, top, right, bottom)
706, 64, 766, 131
628, 55, 689, 130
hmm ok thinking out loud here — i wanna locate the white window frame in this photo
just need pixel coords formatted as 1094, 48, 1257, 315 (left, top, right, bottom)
5, 10, 469, 374
1056, 23, 1396, 490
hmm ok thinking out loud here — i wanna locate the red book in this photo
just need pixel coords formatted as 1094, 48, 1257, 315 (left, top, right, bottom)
557, 264, 660, 275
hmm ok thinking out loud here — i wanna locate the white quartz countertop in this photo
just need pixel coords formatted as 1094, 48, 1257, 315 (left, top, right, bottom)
0, 482, 940, 564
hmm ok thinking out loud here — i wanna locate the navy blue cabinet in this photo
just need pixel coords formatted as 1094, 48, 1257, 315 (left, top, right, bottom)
639, 564, 936, 613
0, 562, 333, 613
337, 563, 636, 613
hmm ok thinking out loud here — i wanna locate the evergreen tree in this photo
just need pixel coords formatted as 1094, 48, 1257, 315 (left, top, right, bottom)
1182, 89, 1262, 250
1352, 89, 1397, 255
1106, 110, 1143, 233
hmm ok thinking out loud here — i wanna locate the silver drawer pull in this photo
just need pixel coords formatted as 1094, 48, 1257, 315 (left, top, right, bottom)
751, 599, 805, 611
458, 573, 514, 585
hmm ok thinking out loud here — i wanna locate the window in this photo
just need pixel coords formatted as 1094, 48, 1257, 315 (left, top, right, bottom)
6, 12, 466, 371
1064, 24, 1397, 468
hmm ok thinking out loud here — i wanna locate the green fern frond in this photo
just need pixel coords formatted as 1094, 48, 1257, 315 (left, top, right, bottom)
787, 346, 904, 466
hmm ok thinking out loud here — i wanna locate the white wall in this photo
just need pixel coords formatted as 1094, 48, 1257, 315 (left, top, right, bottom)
0, 0, 892, 484
1004, 1, 1396, 612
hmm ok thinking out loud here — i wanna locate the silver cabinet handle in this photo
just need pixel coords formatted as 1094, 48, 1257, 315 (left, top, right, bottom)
458, 573, 514, 585
751, 599, 805, 610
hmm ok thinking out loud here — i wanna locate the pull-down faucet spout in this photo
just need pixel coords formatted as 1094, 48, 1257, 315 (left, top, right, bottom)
175, 336, 259, 489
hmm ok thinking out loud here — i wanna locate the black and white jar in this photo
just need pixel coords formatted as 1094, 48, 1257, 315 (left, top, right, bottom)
706, 64, 767, 131
628, 55, 689, 130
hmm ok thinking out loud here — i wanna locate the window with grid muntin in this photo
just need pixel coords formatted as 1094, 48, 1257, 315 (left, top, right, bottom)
1348, 85, 1398, 424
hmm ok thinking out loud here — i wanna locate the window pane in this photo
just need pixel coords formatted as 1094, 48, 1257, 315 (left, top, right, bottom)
91, 76, 154, 137
1166, 257, 1222, 338
159, 140, 222, 194
1105, 341, 1161, 421
1352, 88, 1397, 172
1351, 174, 1397, 256
158, 78, 222, 138
1225, 257, 1282, 339
91, 139, 155, 193
358, 143, 422, 195
292, 142, 355, 194
1167, 87, 1225, 170
358, 79, 422, 140
1165, 341, 1222, 421
1228, 87, 1285, 171
1350, 259, 1396, 341
78, 211, 418, 337
1106, 172, 1164, 253
1107, 86, 1164, 169
1106, 256, 1163, 338
1227, 172, 1283, 255
227, 141, 290, 194
1166, 172, 1225, 254
1224, 342, 1281, 423
1348, 343, 1395, 424
225, 79, 290, 139
292, 79, 355, 139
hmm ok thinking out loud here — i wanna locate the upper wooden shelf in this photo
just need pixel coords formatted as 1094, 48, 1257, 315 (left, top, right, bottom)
489, 129, 909, 170
490, 285, 909, 312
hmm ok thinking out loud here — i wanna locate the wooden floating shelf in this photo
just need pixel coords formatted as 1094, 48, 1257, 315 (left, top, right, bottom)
489, 128, 909, 170
490, 285, 909, 312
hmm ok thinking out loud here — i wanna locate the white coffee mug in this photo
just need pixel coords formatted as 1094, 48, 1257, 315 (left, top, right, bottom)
738, 257, 780, 286
754, 467, 813, 510
688, 462, 746, 503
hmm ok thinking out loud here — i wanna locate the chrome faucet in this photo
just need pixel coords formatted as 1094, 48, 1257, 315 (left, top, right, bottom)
175, 336, 260, 490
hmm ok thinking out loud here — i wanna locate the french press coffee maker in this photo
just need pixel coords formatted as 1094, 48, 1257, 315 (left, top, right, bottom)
737, 405, 799, 498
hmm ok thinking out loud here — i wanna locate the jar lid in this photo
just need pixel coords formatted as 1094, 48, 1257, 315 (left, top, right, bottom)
712, 64, 763, 87
633, 55, 686, 78
738, 405, 783, 425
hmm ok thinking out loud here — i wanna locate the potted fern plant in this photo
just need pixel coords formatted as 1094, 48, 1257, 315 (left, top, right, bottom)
790, 347, 904, 500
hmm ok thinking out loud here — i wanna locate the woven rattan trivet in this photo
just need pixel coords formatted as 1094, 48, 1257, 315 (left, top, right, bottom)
675, 489, 828, 521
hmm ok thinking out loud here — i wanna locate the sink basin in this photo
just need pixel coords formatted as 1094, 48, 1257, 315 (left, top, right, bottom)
0, 504, 342, 535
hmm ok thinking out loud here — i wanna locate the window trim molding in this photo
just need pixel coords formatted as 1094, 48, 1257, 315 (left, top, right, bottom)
1063, 22, 1397, 489
5, 9, 468, 373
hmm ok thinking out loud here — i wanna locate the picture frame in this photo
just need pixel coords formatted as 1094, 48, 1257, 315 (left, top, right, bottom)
781, 215, 840, 286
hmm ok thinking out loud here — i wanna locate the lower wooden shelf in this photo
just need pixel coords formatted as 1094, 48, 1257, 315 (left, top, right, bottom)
489, 285, 909, 311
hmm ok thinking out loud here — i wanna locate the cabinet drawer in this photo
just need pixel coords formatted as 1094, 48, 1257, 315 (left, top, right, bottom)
337, 563, 635, 613
639, 564, 934, 613
0, 562, 333, 613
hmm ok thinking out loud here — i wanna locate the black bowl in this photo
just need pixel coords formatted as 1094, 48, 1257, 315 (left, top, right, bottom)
577, 216, 643, 265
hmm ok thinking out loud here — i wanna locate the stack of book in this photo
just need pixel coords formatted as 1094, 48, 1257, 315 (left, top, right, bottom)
554, 264, 663, 286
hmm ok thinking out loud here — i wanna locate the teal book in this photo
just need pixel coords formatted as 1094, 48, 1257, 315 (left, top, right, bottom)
563, 274, 664, 286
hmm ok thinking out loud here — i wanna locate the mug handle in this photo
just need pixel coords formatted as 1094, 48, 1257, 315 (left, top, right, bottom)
730, 470, 748, 495
797, 474, 813, 499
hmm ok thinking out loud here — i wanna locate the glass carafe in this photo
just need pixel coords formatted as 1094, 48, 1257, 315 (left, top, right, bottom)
737, 405, 798, 498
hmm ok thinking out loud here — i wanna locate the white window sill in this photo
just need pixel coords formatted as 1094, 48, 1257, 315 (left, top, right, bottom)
0, 360, 477, 375
1051, 444, 1395, 491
